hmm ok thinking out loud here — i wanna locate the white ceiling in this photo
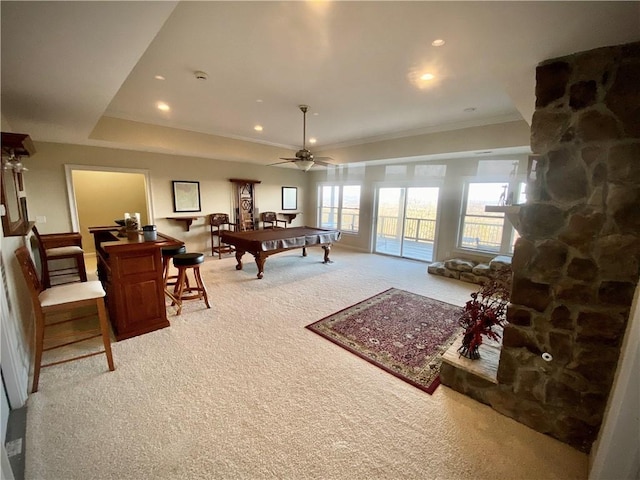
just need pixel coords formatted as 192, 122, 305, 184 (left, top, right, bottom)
2, 1, 639, 167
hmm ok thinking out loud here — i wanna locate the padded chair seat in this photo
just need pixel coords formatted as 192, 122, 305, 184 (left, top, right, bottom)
46, 245, 84, 257
173, 253, 205, 267
39, 281, 106, 307
162, 245, 187, 257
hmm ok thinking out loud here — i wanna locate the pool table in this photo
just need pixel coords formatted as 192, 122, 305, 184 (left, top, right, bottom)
220, 226, 341, 279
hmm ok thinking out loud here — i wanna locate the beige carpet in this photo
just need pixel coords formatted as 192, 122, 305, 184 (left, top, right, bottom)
25, 248, 588, 479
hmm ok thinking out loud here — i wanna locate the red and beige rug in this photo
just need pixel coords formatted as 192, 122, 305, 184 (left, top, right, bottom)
306, 288, 462, 394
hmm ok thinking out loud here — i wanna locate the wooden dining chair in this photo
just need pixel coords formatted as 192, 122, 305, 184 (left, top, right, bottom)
209, 213, 236, 259
15, 246, 115, 393
261, 211, 286, 229
32, 225, 87, 288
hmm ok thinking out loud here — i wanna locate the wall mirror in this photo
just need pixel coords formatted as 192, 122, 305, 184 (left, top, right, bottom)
282, 186, 297, 210
1, 133, 34, 236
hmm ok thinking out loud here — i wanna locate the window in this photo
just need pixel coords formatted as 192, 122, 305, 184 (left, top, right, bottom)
459, 182, 506, 253
459, 181, 526, 254
318, 185, 361, 233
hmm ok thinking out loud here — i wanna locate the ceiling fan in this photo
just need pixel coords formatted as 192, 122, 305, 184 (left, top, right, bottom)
272, 105, 333, 172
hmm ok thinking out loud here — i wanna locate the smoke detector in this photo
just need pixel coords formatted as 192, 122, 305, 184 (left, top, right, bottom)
194, 70, 208, 81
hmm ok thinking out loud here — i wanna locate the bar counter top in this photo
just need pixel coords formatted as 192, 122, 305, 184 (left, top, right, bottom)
88, 226, 182, 252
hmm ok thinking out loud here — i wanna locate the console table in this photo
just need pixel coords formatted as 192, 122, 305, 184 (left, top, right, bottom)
89, 226, 182, 340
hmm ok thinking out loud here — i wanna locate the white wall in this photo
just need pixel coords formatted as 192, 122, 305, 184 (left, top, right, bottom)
589, 284, 640, 479
0, 231, 31, 408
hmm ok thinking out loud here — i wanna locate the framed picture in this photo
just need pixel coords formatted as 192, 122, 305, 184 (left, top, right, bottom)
172, 180, 201, 212
282, 186, 297, 210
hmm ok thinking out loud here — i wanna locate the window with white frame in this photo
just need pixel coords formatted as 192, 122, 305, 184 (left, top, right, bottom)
318, 184, 361, 233
458, 181, 526, 254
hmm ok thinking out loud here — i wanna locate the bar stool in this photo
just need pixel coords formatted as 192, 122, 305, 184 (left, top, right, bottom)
172, 252, 211, 315
162, 244, 187, 287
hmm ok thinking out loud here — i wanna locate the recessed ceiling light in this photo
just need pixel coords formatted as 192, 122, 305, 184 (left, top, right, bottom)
154, 75, 165, 81
256, 99, 263, 103
254, 125, 263, 132
420, 73, 435, 81
464, 107, 477, 113
431, 39, 445, 47
313, 112, 319, 116
309, 138, 317, 144
157, 102, 170, 112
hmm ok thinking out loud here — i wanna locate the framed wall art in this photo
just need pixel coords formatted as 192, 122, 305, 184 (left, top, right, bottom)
172, 180, 201, 212
282, 186, 297, 210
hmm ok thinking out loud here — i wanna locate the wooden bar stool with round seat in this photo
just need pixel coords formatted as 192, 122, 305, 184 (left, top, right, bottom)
161, 244, 187, 287
172, 252, 211, 315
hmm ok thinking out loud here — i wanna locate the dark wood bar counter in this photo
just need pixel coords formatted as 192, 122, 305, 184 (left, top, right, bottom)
89, 226, 182, 341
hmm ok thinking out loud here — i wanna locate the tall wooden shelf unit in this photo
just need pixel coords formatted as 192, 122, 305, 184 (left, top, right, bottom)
230, 178, 261, 231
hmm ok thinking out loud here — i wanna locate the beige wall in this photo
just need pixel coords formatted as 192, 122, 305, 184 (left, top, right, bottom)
24, 141, 310, 254
73, 170, 148, 254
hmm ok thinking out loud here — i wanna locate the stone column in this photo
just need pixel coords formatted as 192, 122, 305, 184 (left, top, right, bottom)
494, 42, 639, 452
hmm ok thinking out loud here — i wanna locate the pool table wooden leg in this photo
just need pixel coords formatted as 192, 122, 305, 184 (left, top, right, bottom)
323, 244, 333, 264
235, 249, 245, 270
302, 247, 307, 257
253, 252, 266, 279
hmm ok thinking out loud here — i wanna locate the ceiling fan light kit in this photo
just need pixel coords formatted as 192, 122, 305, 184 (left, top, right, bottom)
272, 105, 334, 171
295, 160, 314, 172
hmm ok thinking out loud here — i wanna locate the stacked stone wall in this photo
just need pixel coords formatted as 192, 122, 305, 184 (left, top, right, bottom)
491, 42, 640, 452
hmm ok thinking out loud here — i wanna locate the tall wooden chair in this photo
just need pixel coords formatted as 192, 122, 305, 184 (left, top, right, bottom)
15, 246, 115, 393
32, 225, 87, 288
209, 213, 235, 259
261, 211, 287, 229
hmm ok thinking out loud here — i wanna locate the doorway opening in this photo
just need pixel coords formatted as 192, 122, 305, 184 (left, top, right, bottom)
64, 165, 153, 255
374, 186, 440, 262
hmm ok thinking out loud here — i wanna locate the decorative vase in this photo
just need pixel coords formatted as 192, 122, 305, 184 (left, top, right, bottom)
457, 339, 481, 360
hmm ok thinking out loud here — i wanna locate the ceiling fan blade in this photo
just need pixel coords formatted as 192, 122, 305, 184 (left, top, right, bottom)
312, 159, 335, 167
269, 160, 296, 166
272, 105, 338, 169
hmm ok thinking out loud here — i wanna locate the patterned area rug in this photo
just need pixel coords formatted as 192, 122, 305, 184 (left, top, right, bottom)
306, 288, 462, 394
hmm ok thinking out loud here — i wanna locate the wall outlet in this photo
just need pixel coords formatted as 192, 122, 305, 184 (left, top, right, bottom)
36, 215, 46, 223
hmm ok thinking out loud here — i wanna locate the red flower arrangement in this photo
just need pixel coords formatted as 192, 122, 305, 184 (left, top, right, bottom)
457, 281, 510, 360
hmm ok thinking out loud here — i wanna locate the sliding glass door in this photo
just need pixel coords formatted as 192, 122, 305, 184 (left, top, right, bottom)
374, 187, 439, 261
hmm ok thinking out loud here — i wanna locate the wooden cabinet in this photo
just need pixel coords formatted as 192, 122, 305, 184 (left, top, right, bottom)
230, 178, 261, 231
89, 227, 182, 341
